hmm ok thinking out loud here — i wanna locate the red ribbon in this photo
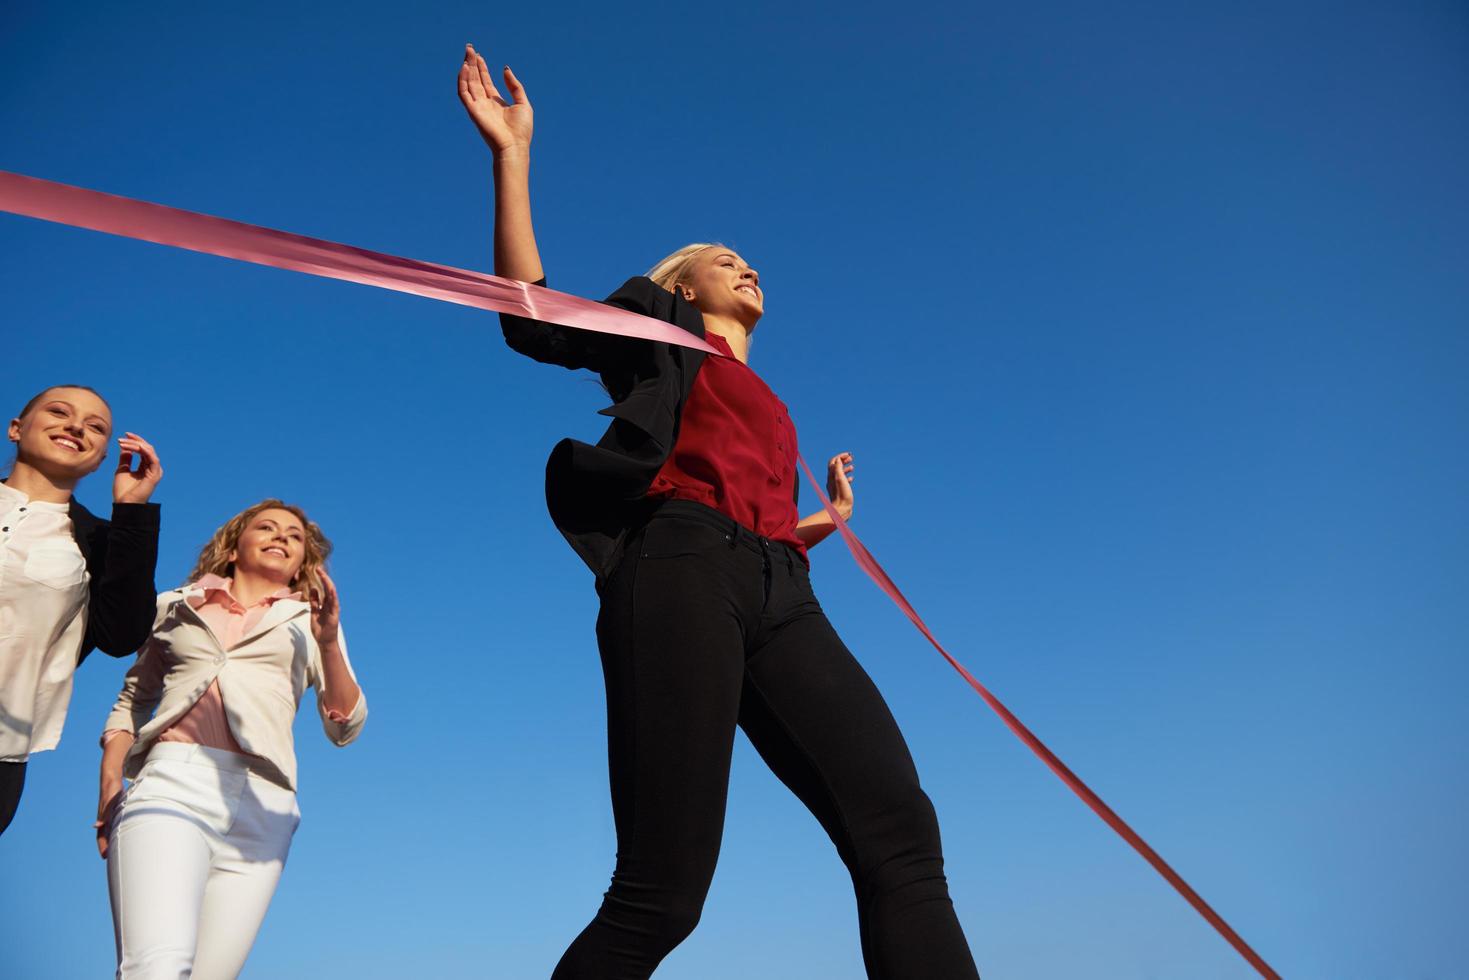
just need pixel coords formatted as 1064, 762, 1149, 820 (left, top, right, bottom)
2, 168, 1278, 978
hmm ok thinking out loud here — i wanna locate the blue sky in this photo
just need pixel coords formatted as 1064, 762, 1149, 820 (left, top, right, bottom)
2, 1, 1466, 977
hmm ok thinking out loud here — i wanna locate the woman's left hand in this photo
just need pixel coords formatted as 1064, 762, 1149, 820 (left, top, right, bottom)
309, 571, 358, 722
310, 570, 342, 649
826, 452, 856, 521
112, 432, 163, 504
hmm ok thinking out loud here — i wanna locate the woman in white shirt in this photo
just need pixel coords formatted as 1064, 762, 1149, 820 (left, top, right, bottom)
97, 499, 367, 980
1, 384, 162, 836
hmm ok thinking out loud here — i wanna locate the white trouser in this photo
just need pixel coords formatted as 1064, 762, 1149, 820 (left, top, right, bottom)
107, 742, 300, 980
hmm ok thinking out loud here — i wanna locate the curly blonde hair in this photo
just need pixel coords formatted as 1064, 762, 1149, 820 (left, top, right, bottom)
646, 243, 725, 294
185, 499, 332, 600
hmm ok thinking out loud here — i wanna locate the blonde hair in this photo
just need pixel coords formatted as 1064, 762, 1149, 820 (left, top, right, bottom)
186, 499, 332, 600
646, 243, 725, 294
16, 384, 110, 421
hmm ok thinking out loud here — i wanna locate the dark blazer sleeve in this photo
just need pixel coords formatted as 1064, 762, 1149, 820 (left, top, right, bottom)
500, 276, 670, 375
78, 502, 161, 662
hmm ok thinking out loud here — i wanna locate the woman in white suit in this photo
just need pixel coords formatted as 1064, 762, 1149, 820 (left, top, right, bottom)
97, 498, 367, 980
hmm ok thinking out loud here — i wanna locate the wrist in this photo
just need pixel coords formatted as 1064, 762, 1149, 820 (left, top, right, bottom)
493, 144, 531, 166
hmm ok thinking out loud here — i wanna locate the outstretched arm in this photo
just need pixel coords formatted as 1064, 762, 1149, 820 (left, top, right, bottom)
458, 43, 542, 283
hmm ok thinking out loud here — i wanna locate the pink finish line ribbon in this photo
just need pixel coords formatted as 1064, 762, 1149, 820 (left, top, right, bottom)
797, 459, 1279, 979
1, 168, 1277, 978
0, 170, 719, 355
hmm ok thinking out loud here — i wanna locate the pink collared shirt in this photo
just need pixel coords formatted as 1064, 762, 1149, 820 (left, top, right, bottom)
105, 574, 347, 755
161, 574, 300, 753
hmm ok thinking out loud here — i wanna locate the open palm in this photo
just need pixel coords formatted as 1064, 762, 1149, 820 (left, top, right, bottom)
457, 44, 532, 153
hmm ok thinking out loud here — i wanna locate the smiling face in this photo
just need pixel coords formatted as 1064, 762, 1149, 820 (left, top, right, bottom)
187, 498, 333, 599
229, 508, 308, 585
8, 386, 112, 483
678, 248, 763, 326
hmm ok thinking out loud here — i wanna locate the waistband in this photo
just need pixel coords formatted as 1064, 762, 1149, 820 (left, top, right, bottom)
646, 499, 808, 569
143, 741, 282, 784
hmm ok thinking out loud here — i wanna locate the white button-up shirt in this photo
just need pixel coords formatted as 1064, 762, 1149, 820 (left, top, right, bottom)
0, 481, 91, 762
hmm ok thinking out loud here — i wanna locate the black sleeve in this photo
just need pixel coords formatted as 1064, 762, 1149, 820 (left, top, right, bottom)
81, 503, 161, 661
499, 276, 669, 374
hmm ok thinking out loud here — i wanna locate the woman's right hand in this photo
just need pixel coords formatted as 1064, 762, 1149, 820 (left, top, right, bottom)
458, 43, 533, 155
96, 729, 134, 859
95, 776, 123, 859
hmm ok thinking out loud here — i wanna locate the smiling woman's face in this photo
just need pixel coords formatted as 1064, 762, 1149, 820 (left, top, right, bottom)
678, 249, 763, 325
8, 386, 112, 482
230, 508, 308, 584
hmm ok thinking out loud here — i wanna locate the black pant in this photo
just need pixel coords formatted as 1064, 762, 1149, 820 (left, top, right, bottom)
0, 760, 25, 836
553, 501, 979, 979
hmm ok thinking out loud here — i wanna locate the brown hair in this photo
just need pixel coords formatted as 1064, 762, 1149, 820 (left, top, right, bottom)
185, 499, 333, 600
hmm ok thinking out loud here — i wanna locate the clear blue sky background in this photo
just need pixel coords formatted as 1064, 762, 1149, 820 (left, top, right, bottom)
2, 1, 1465, 977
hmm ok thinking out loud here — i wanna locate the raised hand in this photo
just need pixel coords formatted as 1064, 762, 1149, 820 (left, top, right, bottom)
112, 431, 162, 504
309, 570, 360, 721
458, 43, 533, 155
310, 570, 342, 650
826, 452, 856, 520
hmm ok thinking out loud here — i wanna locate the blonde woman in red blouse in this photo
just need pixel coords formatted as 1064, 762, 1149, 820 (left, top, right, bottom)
460, 44, 979, 980
97, 499, 366, 980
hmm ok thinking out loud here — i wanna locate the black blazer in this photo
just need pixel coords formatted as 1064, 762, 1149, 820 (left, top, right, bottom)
66, 500, 160, 664
501, 275, 798, 586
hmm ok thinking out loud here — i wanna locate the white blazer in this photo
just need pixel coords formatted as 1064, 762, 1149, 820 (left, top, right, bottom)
103, 586, 367, 790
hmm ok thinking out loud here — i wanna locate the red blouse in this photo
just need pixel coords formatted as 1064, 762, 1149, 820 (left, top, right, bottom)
647, 333, 806, 558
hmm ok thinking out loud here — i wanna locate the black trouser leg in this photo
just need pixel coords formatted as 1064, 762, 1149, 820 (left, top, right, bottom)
740, 556, 979, 979
0, 760, 27, 837
553, 514, 757, 979
552, 504, 979, 979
